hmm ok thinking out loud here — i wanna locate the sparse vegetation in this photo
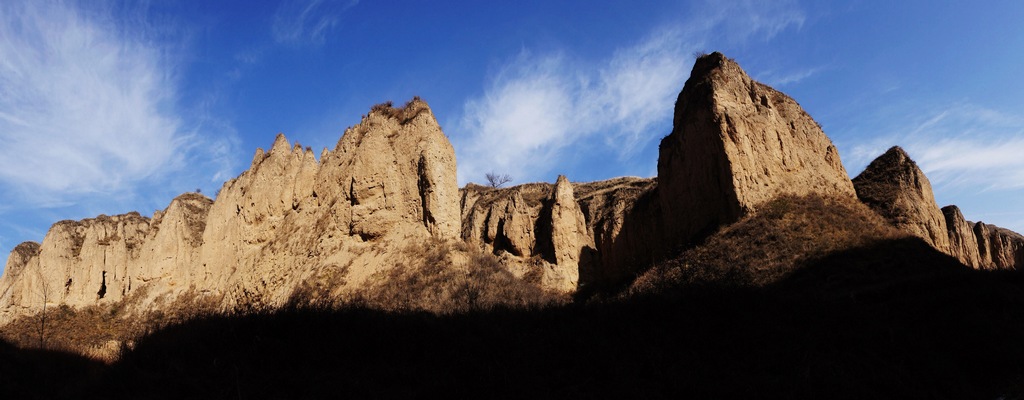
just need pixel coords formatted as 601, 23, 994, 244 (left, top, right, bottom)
631, 193, 906, 293
4, 208, 1024, 398
286, 264, 351, 309
369, 96, 428, 124
354, 238, 563, 313
485, 172, 513, 188
1, 187, 1022, 400
0, 286, 222, 362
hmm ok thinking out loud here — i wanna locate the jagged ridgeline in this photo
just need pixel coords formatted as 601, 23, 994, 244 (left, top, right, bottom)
2, 53, 1023, 327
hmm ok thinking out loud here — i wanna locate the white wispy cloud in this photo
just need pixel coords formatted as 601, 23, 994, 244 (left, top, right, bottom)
454, 1, 806, 185
272, 0, 359, 45
699, 0, 806, 42
756, 66, 823, 87
0, 2, 238, 207
846, 104, 1024, 191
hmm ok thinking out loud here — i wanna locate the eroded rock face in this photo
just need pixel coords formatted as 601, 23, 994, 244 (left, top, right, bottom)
458, 179, 584, 292
853, 146, 950, 253
6, 53, 1022, 324
459, 177, 656, 290
0, 243, 42, 318
972, 222, 1024, 270
657, 52, 856, 253
0, 98, 463, 322
549, 176, 588, 273
201, 98, 460, 308
0, 212, 154, 322
943, 205, 982, 268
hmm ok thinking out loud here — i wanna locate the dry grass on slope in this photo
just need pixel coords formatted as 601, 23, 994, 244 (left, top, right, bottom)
0, 287, 222, 362
1, 236, 563, 362
631, 194, 907, 293
353, 238, 566, 314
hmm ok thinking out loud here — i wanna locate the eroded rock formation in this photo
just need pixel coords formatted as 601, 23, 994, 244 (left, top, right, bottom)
853, 149, 1023, 270
0, 99, 463, 321
943, 205, 983, 268
971, 221, 1024, 270
657, 52, 857, 251
852, 146, 951, 253
3, 53, 1021, 326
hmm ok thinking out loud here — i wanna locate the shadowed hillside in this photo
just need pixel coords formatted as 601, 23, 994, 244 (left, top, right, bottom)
4, 194, 1024, 399
92, 246, 1024, 399
0, 338, 105, 400
3, 51, 1024, 399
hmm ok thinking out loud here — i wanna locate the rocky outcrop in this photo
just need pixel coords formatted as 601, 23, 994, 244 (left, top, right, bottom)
943, 205, 982, 268
548, 176, 588, 274
852, 146, 950, 253
459, 177, 654, 290
0, 98, 463, 321
972, 222, 1024, 270
200, 98, 461, 307
460, 182, 549, 256
5, 52, 1022, 325
463, 53, 861, 289
0, 212, 153, 321
657, 52, 856, 252
856, 151, 1024, 270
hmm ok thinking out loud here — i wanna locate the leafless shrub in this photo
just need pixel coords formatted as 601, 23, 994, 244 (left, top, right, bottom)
485, 172, 512, 188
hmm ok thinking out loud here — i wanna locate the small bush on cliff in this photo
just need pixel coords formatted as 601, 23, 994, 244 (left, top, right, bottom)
485, 172, 513, 188
368, 96, 428, 124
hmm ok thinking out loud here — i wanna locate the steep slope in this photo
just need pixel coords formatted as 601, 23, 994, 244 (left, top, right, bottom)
199, 98, 461, 308
852, 146, 951, 253
631, 194, 906, 290
972, 222, 1024, 270
851, 149, 1024, 270
459, 177, 648, 291
0, 98, 463, 323
5, 52, 1022, 329
943, 205, 983, 268
468, 52, 863, 289
657, 52, 857, 253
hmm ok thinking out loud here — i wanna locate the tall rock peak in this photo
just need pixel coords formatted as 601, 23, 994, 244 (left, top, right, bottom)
547, 175, 588, 290
943, 205, 982, 268
0, 97, 462, 322
364, 97, 436, 126
853, 146, 950, 252
270, 133, 291, 155
657, 52, 856, 251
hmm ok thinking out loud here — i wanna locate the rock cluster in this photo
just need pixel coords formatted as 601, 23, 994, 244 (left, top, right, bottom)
459, 176, 654, 290
2, 53, 1021, 324
0, 99, 462, 321
852, 147, 1024, 269
943, 206, 1024, 270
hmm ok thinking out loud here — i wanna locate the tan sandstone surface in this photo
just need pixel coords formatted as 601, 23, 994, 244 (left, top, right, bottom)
852, 146, 951, 253
943, 205, 984, 268
657, 52, 857, 253
2, 53, 1022, 325
852, 147, 1024, 269
0, 99, 464, 322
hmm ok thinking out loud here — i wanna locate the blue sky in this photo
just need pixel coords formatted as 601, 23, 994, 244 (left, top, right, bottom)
2, 0, 1023, 269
